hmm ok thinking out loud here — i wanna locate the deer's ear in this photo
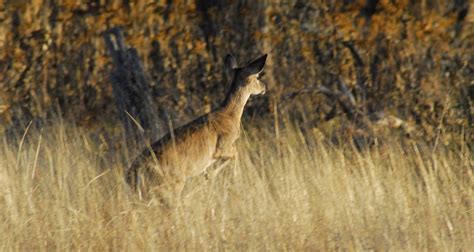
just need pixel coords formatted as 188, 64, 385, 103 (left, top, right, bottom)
244, 54, 267, 76
224, 54, 237, 80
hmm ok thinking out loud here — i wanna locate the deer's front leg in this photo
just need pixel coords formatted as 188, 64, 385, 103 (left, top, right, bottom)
206, 136, 237, 180
213, 135, 237, 160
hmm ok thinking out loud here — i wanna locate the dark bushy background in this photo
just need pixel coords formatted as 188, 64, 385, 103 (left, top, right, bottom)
0, 0, 472, 147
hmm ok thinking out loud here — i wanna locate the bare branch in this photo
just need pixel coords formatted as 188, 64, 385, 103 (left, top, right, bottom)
341, 41, 367, 106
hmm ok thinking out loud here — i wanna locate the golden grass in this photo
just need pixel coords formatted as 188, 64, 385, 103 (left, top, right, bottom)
0, 121, 472, 250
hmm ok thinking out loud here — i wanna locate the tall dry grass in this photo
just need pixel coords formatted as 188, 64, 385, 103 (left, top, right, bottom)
0, 120, 472, 250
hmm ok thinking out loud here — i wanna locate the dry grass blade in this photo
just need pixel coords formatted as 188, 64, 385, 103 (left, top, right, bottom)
15, 121, 33, 169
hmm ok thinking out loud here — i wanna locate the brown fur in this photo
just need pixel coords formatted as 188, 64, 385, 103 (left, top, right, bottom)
126, 54, 268, 204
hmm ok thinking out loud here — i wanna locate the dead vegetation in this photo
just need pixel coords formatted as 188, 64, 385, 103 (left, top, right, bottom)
0, 120, 472, 250
0, 1, 473, 249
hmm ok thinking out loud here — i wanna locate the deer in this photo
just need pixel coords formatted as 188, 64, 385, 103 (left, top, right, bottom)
126, 53, 268, 206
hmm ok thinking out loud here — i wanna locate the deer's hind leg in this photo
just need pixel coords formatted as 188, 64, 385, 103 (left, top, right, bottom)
149, 174, 186, 208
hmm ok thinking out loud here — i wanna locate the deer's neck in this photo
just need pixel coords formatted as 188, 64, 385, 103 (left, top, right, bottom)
219, 89, 250, 125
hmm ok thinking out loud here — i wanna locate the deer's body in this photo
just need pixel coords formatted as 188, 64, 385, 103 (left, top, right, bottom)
126, 54, 267, 204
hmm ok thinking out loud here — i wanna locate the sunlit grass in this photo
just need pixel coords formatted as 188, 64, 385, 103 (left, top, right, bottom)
0, 121, 472, 250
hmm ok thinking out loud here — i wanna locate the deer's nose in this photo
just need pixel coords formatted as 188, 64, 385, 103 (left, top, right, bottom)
260, 82, 267, 94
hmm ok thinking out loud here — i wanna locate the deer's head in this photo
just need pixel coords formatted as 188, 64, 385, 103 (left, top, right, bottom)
224, 54, 268, 96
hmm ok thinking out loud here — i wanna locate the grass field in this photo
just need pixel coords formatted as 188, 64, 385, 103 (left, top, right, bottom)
0, 120, 472, 250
